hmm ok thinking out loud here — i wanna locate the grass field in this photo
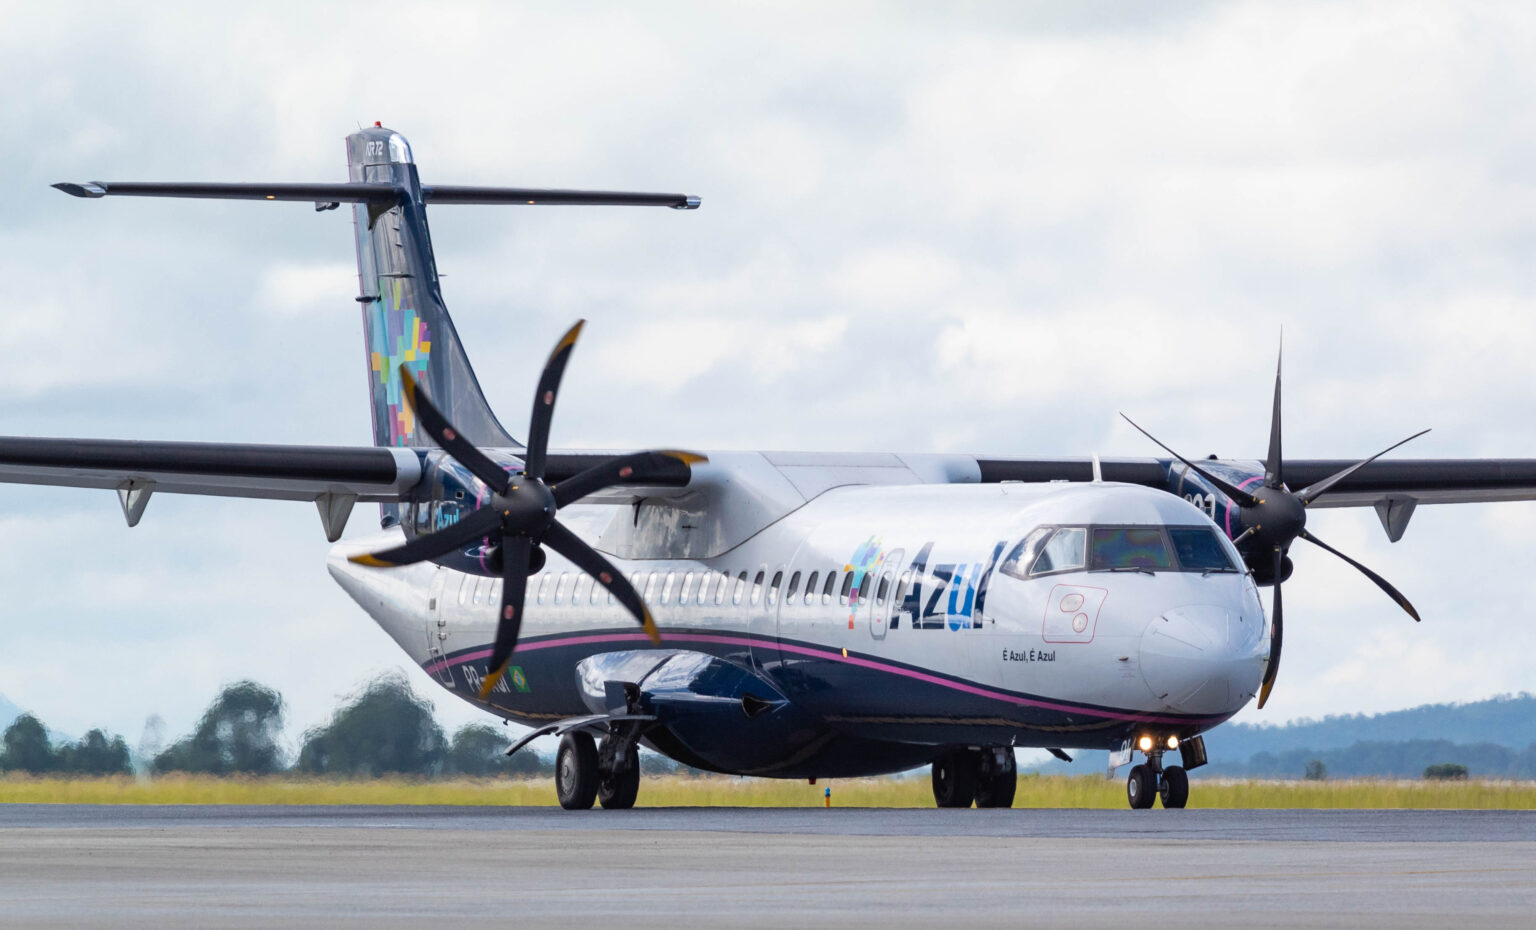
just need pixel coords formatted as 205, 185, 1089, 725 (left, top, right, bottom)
3, 773, 1535, 808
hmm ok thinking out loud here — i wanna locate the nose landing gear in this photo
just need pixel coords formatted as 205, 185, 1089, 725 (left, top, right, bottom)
1125, 747, 1188, 810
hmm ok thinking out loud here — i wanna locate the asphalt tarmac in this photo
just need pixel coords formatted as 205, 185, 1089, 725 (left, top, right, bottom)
2, 806, 1532, 928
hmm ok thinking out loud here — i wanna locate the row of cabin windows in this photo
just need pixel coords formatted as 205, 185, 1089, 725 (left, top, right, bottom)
452, 567, 899, 610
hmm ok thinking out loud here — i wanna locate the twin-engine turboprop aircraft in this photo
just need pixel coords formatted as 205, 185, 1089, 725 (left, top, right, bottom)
12, 125, 1536, 810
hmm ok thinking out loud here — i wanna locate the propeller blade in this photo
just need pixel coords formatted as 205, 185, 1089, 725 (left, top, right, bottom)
398, 366, 512, 495
347, 507, 502, 567
543, 520, 660, 644
552, 449, 708, 509
1295, 429, 1431, 505
1264, 341, 1284, 489
1257, 547, 1284, 709
1120, 414, 1260, 508
478, 535, 533, 699
1299, 529, 1421, 621
522, 320, 584, 481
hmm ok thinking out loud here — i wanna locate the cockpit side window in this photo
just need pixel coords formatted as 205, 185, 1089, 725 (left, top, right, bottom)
1090, 527, 1173, 571
1030, 527, 1087, 576
1168, 527, 1238, 572
1001, 527, 1055, 581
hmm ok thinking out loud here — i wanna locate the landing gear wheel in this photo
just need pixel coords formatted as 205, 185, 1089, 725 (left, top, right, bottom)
556, 732, 599, 810
598, 748, 640, 810
975, 750, 1017, 809
1126, 763, 1156, 810
932, 749, 979, 808
1159, 765, 1189, 809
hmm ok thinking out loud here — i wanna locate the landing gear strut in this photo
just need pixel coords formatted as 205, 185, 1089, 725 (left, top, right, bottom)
1125, 747, 1188, 810
931, 747, 1017, 809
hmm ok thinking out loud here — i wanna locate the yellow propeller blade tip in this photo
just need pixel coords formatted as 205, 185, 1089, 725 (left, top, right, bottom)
1257, 680, 1275, 709
642, 613, 662, 645
478, 665, 508, 700
554, 319, 585, 354
662, 450, 709, 466
347, 553, 393, 568
397, 365, 420, 411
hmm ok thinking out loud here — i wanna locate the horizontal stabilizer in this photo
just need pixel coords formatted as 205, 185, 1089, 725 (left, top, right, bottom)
52, 181, 399, 203
423, 186, 699, 209
53, 182, 701, 210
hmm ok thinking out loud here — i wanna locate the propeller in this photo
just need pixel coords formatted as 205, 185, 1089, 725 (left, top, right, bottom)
1123, 343, 1426, 709
349, 320, 707, 699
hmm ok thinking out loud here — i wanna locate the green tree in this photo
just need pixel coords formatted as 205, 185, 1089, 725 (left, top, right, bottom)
297, 673, 446, 777
1303, 759, 1327, 781
57, 729, 132, 776
444, 724, 551, 777
154, 681, 286, 775
0, 714, 56, 774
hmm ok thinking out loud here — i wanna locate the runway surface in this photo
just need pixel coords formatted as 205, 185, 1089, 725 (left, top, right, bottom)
2, 805, 1533, 928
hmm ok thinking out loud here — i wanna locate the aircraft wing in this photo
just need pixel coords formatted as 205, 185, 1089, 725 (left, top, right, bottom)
974, 456, 1536, 506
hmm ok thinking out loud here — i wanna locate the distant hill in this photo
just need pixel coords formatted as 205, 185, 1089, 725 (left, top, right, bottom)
1030, 693, 1536, 778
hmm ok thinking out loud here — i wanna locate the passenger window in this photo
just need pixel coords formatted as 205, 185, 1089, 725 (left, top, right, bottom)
680, 572, 696, 603
696, 573, 711, 605
768, 571, 783, 606
536, 573, 551, 605
456, 575, 469, 607
491, 580, 502, 603
731, 571, 748, 606
643, 573, 658, 600
590, 578, 603, 605
573, 575, 590, 605
750, 570, 765, 606
857, 574, 871, 601
787, 571, 801, 601
1090, 527, 1172, 571
1031, 527, 1087, 575
839, 573, 852, 607
822, 571, 836, 605
715, 572, 730, 606
555, 572, 570, 604
804, 571, 819, 605
660, 572, 676, 605
876, 573, 890, 605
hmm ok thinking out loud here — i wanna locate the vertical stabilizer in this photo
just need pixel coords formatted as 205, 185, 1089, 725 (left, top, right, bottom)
346, 125, 517, 450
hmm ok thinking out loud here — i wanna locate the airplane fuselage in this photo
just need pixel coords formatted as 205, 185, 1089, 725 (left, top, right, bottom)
331, 480, 1267, 778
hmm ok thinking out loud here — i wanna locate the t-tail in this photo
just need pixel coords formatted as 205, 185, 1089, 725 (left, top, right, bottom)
54, 122, 700, 452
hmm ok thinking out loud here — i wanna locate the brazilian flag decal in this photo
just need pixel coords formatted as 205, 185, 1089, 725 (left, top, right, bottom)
510, 666, 530, 693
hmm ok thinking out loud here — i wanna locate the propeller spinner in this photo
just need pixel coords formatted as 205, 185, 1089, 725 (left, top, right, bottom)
1123, 346, 1426, 709
349, 320, 706, 699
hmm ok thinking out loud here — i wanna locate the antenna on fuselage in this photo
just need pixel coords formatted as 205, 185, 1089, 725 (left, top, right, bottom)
1091, 454, 1104, 483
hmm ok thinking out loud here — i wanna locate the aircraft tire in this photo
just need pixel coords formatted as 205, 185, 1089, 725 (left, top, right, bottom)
975, 750, 1017, 809
931, 749, 979, 808
598, 750, 641, 810
556, 732, 599, 810
1159, 765, 1189, 809
1126, 763, 1156, 809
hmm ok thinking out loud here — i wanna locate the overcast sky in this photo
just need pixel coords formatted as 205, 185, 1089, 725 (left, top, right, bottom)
1, 1, 1533, 757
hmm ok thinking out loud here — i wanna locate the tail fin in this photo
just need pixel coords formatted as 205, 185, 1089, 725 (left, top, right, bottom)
345, 125, 513, 449
54, 124, 700, 451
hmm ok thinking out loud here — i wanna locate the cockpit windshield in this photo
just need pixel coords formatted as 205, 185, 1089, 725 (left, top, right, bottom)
1005, 524, 1239, 577
1091, 527, 1172, 571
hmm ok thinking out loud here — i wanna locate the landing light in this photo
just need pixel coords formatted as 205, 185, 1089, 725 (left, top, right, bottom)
1166, 735, 1180, 750
1137, 735, 1153, 752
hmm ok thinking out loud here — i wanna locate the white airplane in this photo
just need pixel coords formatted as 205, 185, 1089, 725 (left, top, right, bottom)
17, 125, 1536, 810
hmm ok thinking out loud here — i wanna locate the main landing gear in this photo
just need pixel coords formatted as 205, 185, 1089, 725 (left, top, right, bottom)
1125, 748, 1188, 810
555, 730, 642, 810
931, 747, 1017, 808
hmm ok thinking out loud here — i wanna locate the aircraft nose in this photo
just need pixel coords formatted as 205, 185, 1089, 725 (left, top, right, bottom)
1139, 605, 1264, 715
